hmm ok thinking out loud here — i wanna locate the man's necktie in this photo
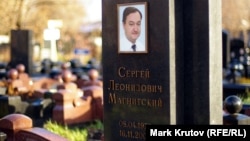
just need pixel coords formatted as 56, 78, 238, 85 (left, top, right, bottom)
131, 44, 136, 52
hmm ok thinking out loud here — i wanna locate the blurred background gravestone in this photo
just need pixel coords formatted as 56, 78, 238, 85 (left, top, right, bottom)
10, 30, 33, 74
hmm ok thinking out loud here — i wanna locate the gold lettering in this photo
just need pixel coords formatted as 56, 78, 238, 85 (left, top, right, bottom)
118, 67, 126, 78
108, 80, 163, 93
109, 93, 163, 107
118, 120, 148, 139
118, 120, 149, 130
157, 86, 163, 93
118, 67, 150, 78
109, 93, 116, 104
108, 80, 115, 90
158, 98, 163, 107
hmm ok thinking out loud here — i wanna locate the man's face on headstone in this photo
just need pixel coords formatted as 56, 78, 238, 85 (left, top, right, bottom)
123, 11, 141, 44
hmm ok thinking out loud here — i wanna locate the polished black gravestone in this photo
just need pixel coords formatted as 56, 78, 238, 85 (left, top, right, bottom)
10, 30, 33, 74
102, 0, 222, 140
222, 30, 230, 69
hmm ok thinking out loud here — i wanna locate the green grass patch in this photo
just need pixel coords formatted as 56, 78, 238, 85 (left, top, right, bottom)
44, 120, 103, 141
242, 96, 250, 104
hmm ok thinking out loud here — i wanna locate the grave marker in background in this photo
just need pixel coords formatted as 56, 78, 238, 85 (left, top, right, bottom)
10, 30, 33, 74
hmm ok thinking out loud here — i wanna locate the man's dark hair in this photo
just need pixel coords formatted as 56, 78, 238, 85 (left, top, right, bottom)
122, 7, 142, 23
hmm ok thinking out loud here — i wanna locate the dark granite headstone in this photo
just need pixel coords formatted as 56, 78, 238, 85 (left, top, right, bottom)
102, 0, 222, 140
10, 30, 33, 74
223, 30, 230, 69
